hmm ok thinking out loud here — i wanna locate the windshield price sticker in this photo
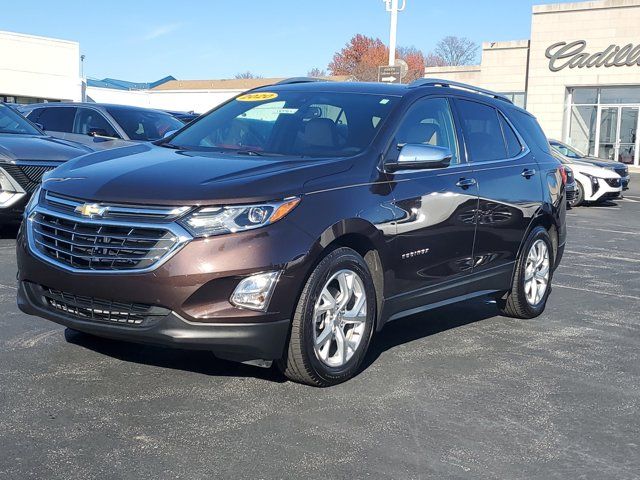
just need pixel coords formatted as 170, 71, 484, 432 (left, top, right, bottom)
236, 92, 279, 102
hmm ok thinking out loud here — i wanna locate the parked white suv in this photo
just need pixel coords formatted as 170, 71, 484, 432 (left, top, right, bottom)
552, 150, 622, 206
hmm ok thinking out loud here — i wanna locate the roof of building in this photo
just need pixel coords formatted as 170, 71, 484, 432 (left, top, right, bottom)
151, 76, 355, 91
87, 75, 176, 91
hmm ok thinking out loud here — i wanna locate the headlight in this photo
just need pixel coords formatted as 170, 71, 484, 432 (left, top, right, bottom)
0, 167, 27, 208
24, 185, 42, 216
178, 197, 300, 238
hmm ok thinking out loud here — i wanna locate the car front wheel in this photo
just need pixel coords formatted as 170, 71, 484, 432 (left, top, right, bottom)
279, 247, 376, 387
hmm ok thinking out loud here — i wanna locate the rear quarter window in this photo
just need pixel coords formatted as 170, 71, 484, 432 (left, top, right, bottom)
507, 109, 551, 154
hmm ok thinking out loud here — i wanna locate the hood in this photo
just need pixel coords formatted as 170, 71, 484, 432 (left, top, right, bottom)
570, 160, 620, 178
43, 143, 353, 205
0, 134, 92, 164
581, 156, 628, 170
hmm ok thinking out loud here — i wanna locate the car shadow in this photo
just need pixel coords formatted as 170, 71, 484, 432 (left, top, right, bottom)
0, 223, 20, 239
64, 297, 501, 385
361, 298, 499, 372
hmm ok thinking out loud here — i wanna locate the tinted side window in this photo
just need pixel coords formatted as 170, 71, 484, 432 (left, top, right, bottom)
394, 97, 459, 164
509, 110, 551, 154
26, 108, 44, 123
499, 113, 523, 157
457, 99, 506, 162
74, 108, 118, 137
37, 107, 76, 133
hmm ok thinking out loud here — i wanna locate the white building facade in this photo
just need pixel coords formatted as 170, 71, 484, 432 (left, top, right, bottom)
426, 0, 640, 167
0, 30, 81, 104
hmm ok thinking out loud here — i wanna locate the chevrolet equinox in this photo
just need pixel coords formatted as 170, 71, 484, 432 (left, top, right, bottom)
16, 78, 567, 386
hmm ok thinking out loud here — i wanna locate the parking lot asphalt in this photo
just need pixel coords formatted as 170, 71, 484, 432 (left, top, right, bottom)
1, 174, 639, 480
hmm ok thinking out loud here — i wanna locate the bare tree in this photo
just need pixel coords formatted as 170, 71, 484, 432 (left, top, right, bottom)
234, 71, 263, 79
434, 36, 479, 66
307, 68, 327, 78
424, 52, 446, 68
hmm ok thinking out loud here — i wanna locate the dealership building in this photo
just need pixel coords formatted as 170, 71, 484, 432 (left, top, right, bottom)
426, 0, 640, 167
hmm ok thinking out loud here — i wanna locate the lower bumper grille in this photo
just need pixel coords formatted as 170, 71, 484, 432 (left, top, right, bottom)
41, 286, 170, 326
605, 178, 621, 188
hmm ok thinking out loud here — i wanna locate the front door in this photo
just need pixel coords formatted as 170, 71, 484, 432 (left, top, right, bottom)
596, 106, 640, 165
385, 96, 478, 313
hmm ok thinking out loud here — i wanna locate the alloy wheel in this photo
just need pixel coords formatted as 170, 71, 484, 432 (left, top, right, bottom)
524, 239, 550, 306
312, 269, 367, 367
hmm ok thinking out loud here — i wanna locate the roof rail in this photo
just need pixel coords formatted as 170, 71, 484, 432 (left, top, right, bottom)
276, 77, 327, 85
410, 78, 512, 104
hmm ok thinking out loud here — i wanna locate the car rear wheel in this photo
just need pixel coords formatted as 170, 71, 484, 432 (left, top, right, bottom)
570, 181, 584, 207
279, 247, 376, 387
498, 226, 553, 319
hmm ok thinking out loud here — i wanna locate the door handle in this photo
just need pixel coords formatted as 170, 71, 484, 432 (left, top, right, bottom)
456, 178, 477, 189
521, 168, 537, 179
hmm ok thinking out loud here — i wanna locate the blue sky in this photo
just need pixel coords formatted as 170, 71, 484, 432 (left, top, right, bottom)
3, 0, 570, 81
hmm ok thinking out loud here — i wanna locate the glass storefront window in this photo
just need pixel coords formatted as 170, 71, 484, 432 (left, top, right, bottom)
599, 87, 640, 104
571, 88, 598, 105
568, 105, 597, 155
499, 92, 526, 109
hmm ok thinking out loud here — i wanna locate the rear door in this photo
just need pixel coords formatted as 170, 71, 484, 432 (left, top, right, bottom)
386, 96, 479, 314
454, 98, 543, 289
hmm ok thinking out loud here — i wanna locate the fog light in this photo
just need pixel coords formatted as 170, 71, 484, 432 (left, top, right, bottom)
230, 271, 281, 311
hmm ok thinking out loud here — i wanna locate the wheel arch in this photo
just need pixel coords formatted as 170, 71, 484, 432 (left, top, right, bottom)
300, 218, 388, 329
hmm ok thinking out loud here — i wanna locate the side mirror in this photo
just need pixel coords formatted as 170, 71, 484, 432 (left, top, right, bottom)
88, 128, 111, 138
385, 144, 452, 172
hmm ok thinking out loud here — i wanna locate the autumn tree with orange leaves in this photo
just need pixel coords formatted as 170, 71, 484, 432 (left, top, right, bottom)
328, 34, 435, 82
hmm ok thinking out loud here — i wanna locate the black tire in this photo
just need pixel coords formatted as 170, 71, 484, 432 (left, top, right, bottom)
570, 181, 585, 207
498, 226, 554, 319
279, 247, 376, 387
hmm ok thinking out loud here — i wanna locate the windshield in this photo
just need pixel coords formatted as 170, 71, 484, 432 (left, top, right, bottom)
107, 108, 184, 141
0, 104, 42, 135
551, 141, 583, 159
167, 91, 400, 157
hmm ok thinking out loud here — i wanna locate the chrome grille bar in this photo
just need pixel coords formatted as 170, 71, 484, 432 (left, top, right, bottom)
27, 206, 192, 274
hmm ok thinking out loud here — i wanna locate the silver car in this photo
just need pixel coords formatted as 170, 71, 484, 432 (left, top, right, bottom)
20, 102, 184, 150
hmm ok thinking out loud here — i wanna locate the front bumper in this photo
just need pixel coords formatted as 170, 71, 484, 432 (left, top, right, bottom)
17, 281, 290, 360
588, 178, 622, 202
16, 214, 317, 359
621, 175, 630, 190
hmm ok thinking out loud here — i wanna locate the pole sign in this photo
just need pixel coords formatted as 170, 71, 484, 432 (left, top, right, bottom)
378, 65, 402, 84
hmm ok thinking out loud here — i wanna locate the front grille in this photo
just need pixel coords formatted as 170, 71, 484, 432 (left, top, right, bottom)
605, 178, 621, 188
41, 286, 169, 326
566, 188, 577, 201
30, 211, 181, 271
1, 164, 55, 192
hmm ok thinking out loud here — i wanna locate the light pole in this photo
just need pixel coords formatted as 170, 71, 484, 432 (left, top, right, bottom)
383, 0, 406, 66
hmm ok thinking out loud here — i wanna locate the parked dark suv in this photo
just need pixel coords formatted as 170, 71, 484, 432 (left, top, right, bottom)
16, 79, 567, 386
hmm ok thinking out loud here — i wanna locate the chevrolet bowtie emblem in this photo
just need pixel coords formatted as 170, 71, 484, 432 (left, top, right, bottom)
75, 203, 108, 218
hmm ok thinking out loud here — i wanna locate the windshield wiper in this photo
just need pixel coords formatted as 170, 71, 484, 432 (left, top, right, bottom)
234, 149, 265, 156
159, 142, 183, 150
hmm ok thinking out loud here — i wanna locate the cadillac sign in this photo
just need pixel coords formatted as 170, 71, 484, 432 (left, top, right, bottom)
545, 40, 640, 72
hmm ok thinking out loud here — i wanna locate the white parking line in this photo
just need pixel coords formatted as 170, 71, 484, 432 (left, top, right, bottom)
564, 250, 640, 263
568, 225, 640, 235
555, 283, 640, 302
0, 283, 17, 291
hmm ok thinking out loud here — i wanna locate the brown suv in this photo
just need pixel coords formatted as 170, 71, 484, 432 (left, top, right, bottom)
16, 79, 567, 386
